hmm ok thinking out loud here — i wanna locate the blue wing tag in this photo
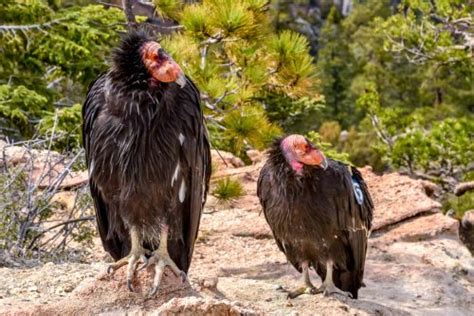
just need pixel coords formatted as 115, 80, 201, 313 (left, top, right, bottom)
352, 177, 364, 205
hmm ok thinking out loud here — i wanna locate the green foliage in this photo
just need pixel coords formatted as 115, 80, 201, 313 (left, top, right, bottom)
0, 0, 125, 142
157, 0, 320, 157
38, 104, 83, 151
315, 7, 358, 127
306, 131, 350, 164
154, 0, 184, 20
212, 177, 244, 202
443, 192, 474, 220
0, 85, 49, 137
222, 106, 281, 155
357, 81, 473, 175
301, 0, 472, 178
318, 121, 341, 145
341, 125, 387, 172
263, 93, 324, 133
1, 0, 471, 180
307, 120, 385, 170
390, 118, 473, 173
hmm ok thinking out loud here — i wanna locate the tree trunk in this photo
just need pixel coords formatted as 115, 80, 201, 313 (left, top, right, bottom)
122, 0, 136, 26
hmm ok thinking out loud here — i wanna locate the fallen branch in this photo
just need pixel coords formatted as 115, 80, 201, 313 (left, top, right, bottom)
0, 18, 66, 32
211, 162, 263, 181
27, 216, 94, 250
455, 181, 474, 197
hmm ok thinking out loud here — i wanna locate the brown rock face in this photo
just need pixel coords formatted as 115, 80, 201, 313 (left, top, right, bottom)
359, 167, 442, 231
0, 141, 88, 189
372, 213, 459, 244
31, 267, 214, 314
2, 151, 473, 315
210, 149, 245, 170
156, 297, 255, 315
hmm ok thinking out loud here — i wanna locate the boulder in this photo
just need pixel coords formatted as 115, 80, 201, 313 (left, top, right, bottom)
0, 141, 88, 189
360, 167, 442, 230
156, 297, 256, 315
246, 149, 265, 164
210, 149, 244, 171
372, 213, 459, 244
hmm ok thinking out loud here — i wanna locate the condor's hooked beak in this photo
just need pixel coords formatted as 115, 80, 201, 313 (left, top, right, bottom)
155, 57, 187, 88
299, 148, 328, 170
320, 156, 328, 170
142, 42, 187, 88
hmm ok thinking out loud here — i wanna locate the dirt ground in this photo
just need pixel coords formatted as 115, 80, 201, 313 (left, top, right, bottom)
1, 159, 473, 315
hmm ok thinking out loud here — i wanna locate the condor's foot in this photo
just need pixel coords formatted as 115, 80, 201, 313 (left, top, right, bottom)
139, 226, 187, 297
107, 228, 149, 292
315, 283, 353, 298
287, 261, 317, 299
287, 285, 318, 299
316, 260, 353, 298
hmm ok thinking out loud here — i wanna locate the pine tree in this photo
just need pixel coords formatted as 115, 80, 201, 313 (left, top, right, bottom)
0, 0, 125, 141
315, 6, 357, 128
154, 0, 321, 157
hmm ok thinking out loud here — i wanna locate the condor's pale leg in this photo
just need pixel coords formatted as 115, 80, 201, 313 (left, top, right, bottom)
142, 225, 187, 297
287, 261, 317, 299
107, 227, 149, 292
316, 260, 353, 298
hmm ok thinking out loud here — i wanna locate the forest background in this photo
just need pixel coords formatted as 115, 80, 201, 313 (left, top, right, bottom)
0, 0, 472, 258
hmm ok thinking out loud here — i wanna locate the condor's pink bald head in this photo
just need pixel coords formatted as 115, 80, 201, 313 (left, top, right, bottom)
141, 41, 186, 87
280, 134, 328, 174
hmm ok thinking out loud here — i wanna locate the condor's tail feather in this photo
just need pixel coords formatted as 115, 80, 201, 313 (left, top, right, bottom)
334, 228, 368, 299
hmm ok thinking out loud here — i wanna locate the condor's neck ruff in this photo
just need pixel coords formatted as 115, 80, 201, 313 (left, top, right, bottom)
109, 31, 157, 91
280, 137, 304, 174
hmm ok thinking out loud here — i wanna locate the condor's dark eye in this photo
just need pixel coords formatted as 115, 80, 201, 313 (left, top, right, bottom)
157, 48, 165, 59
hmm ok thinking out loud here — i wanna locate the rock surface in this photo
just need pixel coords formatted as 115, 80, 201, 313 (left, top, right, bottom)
359, 166, 443, 231
211, 149, 245, 170
1, 154, 473, 315
372, 212, 459, 244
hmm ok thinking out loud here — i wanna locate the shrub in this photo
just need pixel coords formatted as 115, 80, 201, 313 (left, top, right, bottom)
212, 177, 244, 202
0, 138, 94, 264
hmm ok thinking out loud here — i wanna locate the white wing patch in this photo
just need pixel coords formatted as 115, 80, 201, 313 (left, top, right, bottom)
179, 180, 186, 203
89, 159, 95, 176
179, 133, 185, 145
352, 178, 364, 205
171, 162, 180, 186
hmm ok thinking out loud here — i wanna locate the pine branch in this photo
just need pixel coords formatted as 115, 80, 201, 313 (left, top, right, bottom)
0, 19, 66, 33
368, 112, 394, 149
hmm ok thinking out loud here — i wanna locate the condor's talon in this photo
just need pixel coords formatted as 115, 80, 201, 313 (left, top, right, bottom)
106, 228, 148, 292
179, 271, 187, 283
318, 283, 353, 298
287, 285, 317, 299
137, 255, 149, 271
127, 279, 135, 292
317, 261, 354, 298
287, 261, 317, 299
146, 225, 187, 296
107, 257, 129, 274
146, 252, 187, 296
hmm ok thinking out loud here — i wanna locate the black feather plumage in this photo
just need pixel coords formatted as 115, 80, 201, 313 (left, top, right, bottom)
257, 138, 373, 298
82, 30, 211, 273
